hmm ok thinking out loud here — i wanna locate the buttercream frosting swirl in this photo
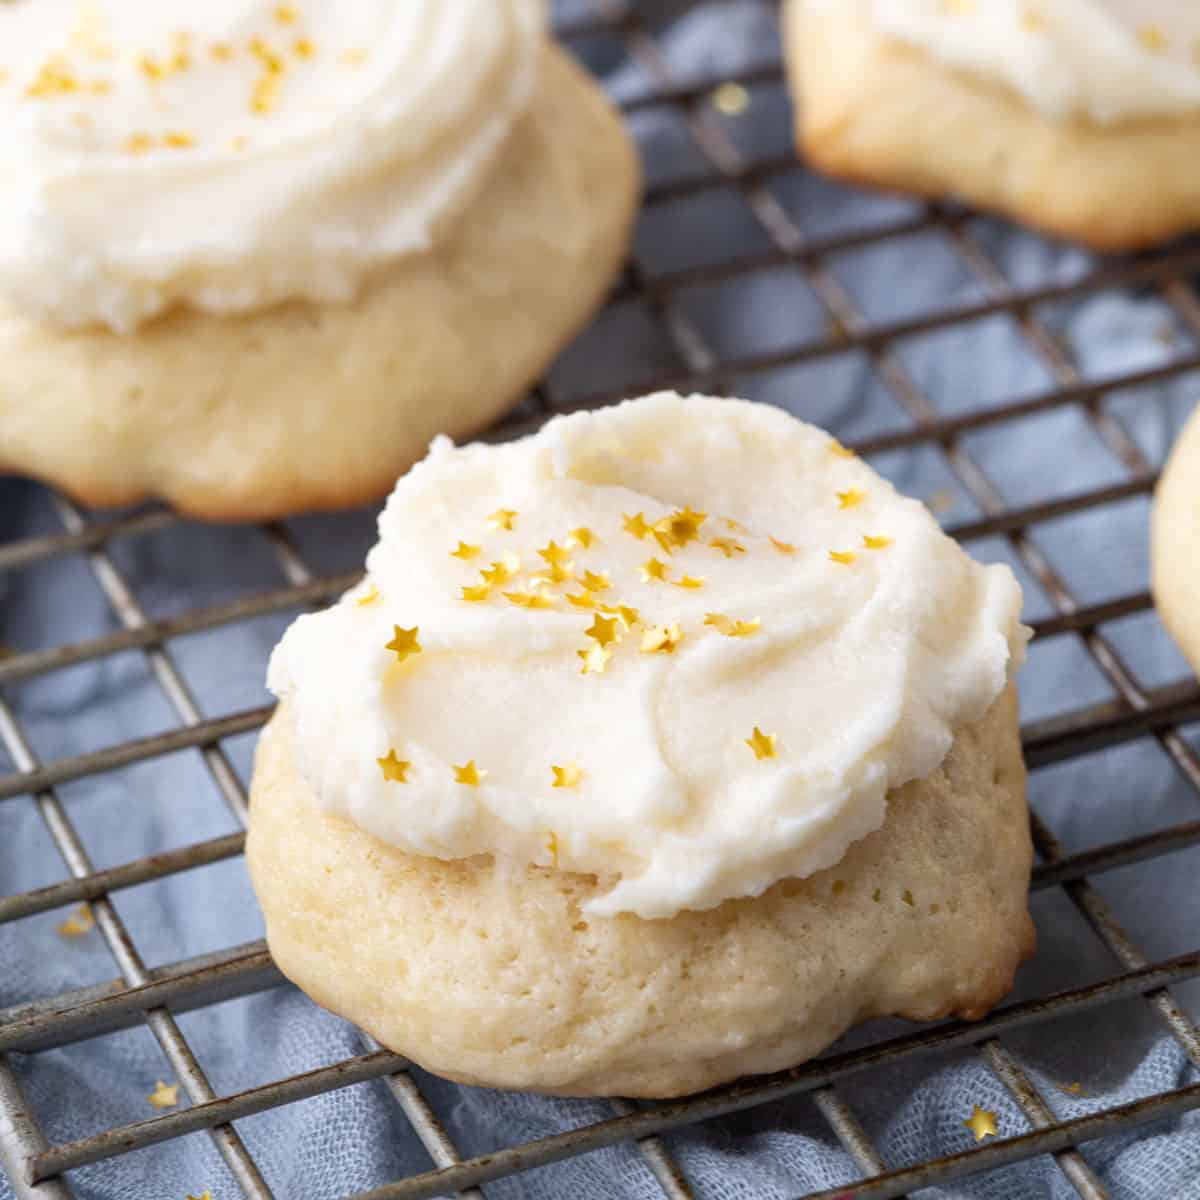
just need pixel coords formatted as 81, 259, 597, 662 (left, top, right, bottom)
872, 0, 1200, 123
268, 393, 1028, 920
0, 0, 544, 331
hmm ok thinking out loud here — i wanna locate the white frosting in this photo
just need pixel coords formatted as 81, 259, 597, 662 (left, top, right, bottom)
268, 393, 1028, 920
0, 0, 543, 332
873, 0, 1200, 123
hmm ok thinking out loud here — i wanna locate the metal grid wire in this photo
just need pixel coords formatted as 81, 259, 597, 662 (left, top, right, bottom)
4, 1, 1200, 1196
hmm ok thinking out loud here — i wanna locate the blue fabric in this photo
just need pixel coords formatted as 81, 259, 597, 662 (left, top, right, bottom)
3, 3, 1200, 1197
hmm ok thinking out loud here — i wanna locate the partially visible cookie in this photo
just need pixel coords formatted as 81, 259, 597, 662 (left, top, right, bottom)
0, 40, 636, 520
1153, 405, 1200, 670
785, 0, 1200, 251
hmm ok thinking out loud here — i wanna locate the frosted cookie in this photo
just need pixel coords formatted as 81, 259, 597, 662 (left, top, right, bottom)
785, 0, 1200, 251
0, 2, 637, 520
1153, 406, 1200, 670
247, 392, 1034, 1098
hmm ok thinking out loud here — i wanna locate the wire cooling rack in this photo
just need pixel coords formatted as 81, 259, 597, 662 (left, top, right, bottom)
4, 1, 1200, 1197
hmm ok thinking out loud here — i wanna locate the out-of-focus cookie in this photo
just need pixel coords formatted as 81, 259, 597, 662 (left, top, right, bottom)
785, 0, 1200, 251
1153, 405, 1200, 670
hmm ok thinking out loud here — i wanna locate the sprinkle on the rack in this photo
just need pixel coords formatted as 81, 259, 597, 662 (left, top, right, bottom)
769, 536, 797, 555
829, 550, 856, 566
566, 589, 596, 609
836, 488, 865, 510
673, 575, 705, 590
450, 541, 480, 560
829, 438, 856, 459
599, 603, 640, 629
711, 81, 750, 116
640, 623, 682, 654
580, 569, 610, 593
577, 644, 612, 675
585, 613, 621, 647
709, 537, 745, 558
355, 583, 380, 606
639, 557, 669, 583
962, 1105, 997, 1141
902, 889, 915, 906
504, 585, 556, 609
745, 727, 777, 760
187, 1192, 212, 1200
461, 583, 491, 603
863, 534, 892, 550
551, 764, 584, 789
376, 750, 410, 783
567, 527, 594, 549
1058, 1081, 1084, 1095
623, 512, 651, 540
56, 904, 95, 938
385, 625, 421, 664
1138, 24, 1167, 51
148, 1080, 180, 1109
453, 761, 486, 787
488, 508, 517, 531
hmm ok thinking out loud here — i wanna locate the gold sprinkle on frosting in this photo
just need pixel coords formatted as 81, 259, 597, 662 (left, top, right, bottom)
566, 589, 597, 609
828, 550, 856, 566
504, 585, 556, 609
623, 512, 652, 540
710, 537, 745, 559
836, 488, 865, 510
385, 625, 421, 664
567, 527, 595, 549
639, 557, 669, 583
480, 557, 519, 586
148, 1080, 179, 1110
745, 727, 777, 760
450, 541, 480, 560
705, 613, 760, 637
577, 644, 612, 675
863, 534, 892, 550
1138, 24, 1167, 51
673, 575, 705, 590
640, 623, 682, 654
585, 613, 621, 647
57, 904, 95, 937
355, 584, 380, 607
461, 583, 491, 603
274, 3, 298, 22
551, 764, 584, 789
488, 508, 517, 531
580, 570, 611, 593
377, 750, 410, 783
538, 541, 572, 568
599, 603, 640, 629
829, 438, 856, 459
453, 760, 486, 787
769, 536, 797, 554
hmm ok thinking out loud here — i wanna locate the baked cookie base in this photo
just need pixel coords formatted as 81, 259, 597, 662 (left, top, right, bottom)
246, 687, 1035, 1099
786, 0, 1200, 251
0, 46, 637, 521
1153, 406, 1200, 671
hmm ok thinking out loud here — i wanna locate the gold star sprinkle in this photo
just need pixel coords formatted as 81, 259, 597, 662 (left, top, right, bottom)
538, 541, 572, 568
210, 42, 233, 60
599, 603, 641, 629
294, 36, 315, 58
504, 586, 556, 609
723, 517, 747, 532
567, 527, 594, 549
461, 583, 491, 603
673, 575, 705, 590
450, 541, 480, 560
863, 534, 892, 550
585, 613, 621, 647
164, 131, 195, 149
639, 557, 669, 583
963, 1105, 997, 1141
480, 557, 519, 586
705, 614, 761, 638
187, 1193, 212, 1200
124, 132, 154, 154
712, 80, 750, 115
656, 507, 707, 550
578, 644, 612, 675
745, 727, 777, 760
709, 537, 745, 558
57, 904, 94, 938
1059, 1082, 1084, 1095
274, 3, 298, 21
488, 508, 517, 531
623, 512, 651, 540
836, 488, 866, 509
1138, 24, 1167, 51
148, 1080, 179, 1110
566, 589, 596, 609
829, 550, 856, 566
453, 761, 486, 787
640, 623, 682, 654
551, 764, 584, 788
385, 625, 421, 664
580, 570, 610, 593
355, 583, 380, 606
769, 536, 797, 555
376, 750, 410, 783
534, 562, 574, 585
829, 438, 856, 459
